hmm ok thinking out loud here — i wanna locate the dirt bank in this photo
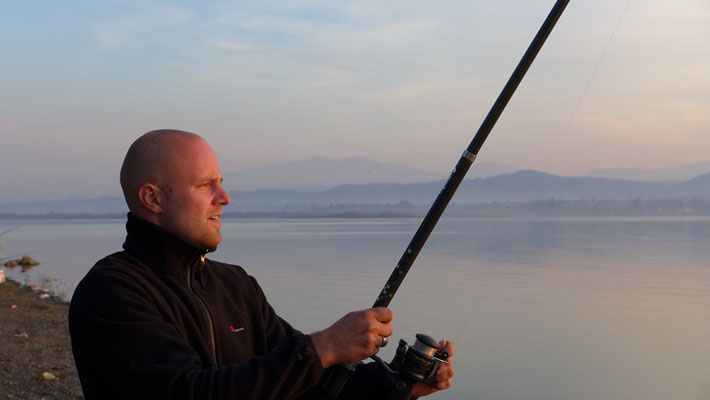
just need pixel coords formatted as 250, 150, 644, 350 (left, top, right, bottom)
0, 278, 83, 399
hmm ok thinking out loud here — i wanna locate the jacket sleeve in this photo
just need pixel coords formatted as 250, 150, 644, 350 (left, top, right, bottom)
69, 268, 324, 400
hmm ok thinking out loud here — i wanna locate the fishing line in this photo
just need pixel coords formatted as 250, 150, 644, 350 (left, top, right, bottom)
0, 226, 20, 261
0, 250, 39, 263
321, 2, 571, 397
451, 271, 488, 344
0, 226, 20, 237
545, 0, 632, 170
452, 0, 633, 345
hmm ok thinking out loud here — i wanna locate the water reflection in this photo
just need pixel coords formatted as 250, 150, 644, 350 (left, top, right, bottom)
1, 217, 709, 399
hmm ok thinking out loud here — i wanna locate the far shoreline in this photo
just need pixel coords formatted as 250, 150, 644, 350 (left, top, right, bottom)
2, 207, 710, 221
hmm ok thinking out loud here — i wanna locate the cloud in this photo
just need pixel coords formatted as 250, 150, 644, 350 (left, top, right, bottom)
310, 67, 360, 87
367, 81, 438, 103
340, 19, 437, 47
4, 0, 709, 193
206, 39, 253, 52
90, 2, 193, 49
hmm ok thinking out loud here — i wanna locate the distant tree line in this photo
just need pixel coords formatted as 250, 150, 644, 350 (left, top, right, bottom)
449, 197, 710, 217
2, 198, 710, 219
226, 197, 710, 218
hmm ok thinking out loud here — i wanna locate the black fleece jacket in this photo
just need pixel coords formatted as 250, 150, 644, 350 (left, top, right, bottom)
69, 214, 386, 399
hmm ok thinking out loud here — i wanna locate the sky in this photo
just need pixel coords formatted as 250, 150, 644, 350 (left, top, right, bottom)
1, 0, 709, 201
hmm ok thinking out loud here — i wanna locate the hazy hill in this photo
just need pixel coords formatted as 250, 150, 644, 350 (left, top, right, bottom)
462, 170, 666, 200
584, 161, 710, 182
232, 170, 710, 210
223, 157, 514, 190
0, 196, 128, 216
1, 169, 709, 217
672, 172, 710, 196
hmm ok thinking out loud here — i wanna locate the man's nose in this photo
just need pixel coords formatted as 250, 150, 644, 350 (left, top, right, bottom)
216, 184, 231, 205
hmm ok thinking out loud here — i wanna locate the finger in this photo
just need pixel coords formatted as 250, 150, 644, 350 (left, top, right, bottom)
439, 340, 455, 357
374, 335, 389, 348
365, 309, 393, 337
372, 307, 394, 323
436, 364, 455, 380
367, 332, 383, 352
434, 377, 452, 390
379, 323, 393, 338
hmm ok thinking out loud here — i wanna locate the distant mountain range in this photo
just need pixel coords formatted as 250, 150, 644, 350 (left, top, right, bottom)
230, 170, 710, 210
584, 161, 710, 182
224, 157, 710, 190
223, 157, 515, 190
2, 168, 709, 216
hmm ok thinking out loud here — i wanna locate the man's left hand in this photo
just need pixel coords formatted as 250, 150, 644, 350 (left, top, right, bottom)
409, 340, 455, 398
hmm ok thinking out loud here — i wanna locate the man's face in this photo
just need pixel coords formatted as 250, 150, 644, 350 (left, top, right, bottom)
157, 138, 231, 249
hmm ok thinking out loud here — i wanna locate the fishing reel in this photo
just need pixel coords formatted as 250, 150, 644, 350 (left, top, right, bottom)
371, 333, 449, 400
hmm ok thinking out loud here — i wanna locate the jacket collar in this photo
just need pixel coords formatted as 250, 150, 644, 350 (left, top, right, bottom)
122, 213, 212, 277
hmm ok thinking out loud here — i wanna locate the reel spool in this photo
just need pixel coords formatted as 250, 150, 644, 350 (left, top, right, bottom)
371, 333, 449, 400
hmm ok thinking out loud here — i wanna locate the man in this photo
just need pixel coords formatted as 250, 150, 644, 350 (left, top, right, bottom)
69, 129, 454, 399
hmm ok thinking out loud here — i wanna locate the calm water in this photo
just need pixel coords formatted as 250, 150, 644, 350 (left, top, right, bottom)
2, 217, 710, 400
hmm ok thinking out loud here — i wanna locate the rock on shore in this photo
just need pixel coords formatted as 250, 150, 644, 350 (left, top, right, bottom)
4, 255, 40, 268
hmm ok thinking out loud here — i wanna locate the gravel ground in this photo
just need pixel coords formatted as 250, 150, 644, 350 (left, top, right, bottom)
0, 279, 83, 400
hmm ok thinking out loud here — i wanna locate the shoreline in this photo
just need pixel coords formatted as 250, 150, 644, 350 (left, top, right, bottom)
0, 278, 83, 399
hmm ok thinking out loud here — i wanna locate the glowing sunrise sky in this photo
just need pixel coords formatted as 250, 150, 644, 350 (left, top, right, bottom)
1, 0, 708, 201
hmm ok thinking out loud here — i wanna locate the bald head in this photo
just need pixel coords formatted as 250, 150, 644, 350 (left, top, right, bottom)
120, 129, 203, 213
119, 129, 230, 247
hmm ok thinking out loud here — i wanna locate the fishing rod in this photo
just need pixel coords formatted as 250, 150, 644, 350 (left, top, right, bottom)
320, 1, 571, 398
375, 0, 570, 308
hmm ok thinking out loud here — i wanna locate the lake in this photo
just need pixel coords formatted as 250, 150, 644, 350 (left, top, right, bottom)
1, 216, 709, 399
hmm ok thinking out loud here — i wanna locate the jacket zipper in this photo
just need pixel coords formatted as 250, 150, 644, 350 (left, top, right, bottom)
187, 254, 217, 363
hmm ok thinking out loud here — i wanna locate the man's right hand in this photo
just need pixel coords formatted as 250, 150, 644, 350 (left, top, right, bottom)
310, 308, 394, 368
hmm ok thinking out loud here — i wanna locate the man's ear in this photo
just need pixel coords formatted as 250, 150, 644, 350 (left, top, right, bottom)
137, 183, 163, 214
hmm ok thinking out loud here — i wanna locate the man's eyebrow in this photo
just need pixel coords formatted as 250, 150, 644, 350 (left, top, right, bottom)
196, 175, 222, 183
